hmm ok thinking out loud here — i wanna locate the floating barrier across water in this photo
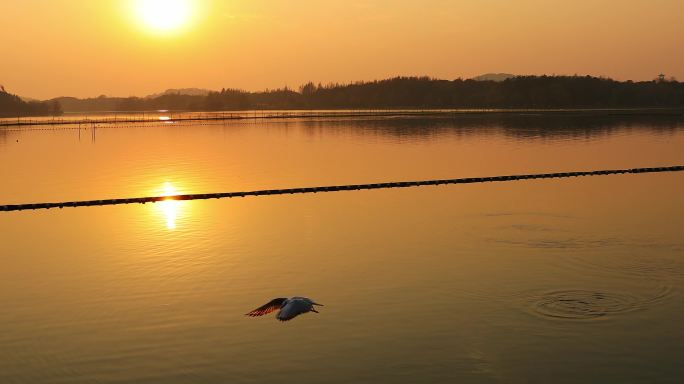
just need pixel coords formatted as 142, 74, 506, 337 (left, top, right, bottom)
3, 108, 684, 128
1, 166, 683, 212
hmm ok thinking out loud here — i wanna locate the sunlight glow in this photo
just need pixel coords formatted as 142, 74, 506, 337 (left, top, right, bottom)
158, 182, 182, 230
135, 0, 192, 34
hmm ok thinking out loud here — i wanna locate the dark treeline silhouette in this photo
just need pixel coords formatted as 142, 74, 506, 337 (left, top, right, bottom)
0, 87, 62, 117
44, 75, 684, 113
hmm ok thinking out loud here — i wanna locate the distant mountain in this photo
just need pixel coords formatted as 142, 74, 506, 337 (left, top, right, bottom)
1, 88, 62, 117
37, 76, 684, 113
51, 96, 119, 112
0, 84, 37, 102
145, 88, 214, 99
471, 73, 516, 82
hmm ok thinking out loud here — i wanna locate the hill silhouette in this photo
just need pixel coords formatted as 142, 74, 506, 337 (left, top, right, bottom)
11, 75, 684, 114
144, 88, 214, 99
471, 73, 516, 82
0, 87, 62, 117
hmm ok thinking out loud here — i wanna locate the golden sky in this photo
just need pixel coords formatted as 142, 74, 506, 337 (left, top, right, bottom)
2, 0, 683, 99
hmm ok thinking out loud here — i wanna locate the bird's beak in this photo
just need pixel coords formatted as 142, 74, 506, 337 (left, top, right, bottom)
311, 308, 319, 313
313, 302, 324, 306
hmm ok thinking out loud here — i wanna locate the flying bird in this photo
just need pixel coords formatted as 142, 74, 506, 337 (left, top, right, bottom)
246, 297, 324, 321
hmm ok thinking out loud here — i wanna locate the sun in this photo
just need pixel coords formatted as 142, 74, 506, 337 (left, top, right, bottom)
135, 0, 192, 34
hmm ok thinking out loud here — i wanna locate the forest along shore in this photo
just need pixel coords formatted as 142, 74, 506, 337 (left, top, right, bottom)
3, 75, 684, 120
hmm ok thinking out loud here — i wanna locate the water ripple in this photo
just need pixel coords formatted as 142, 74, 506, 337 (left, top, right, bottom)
526, 286, 672, 320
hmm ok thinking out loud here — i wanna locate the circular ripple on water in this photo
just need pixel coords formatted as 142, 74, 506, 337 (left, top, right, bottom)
531, 290, 643, 320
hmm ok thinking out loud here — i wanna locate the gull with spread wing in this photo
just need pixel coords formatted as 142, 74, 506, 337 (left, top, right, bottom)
246, 297, 324, 321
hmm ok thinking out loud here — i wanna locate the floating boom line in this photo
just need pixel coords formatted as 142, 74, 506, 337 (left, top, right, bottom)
1, 166, 683, 212
3, 108, 684, 128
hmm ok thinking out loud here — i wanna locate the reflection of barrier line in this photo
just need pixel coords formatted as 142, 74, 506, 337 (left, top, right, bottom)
2, 166, 683, 212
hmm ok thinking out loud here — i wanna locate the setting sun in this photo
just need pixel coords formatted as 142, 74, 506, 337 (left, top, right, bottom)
135, 0, 192, 34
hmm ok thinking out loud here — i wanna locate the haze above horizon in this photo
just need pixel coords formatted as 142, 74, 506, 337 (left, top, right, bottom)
2, 0, 683, 99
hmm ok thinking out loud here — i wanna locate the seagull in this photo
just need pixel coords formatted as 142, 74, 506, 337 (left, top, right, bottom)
246, 297, 324, 321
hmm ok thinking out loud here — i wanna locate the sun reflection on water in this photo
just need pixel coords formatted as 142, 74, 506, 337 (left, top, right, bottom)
157, 182, 183, 230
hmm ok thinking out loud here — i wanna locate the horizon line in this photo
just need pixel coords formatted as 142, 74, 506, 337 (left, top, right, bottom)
9, 72, 677, 101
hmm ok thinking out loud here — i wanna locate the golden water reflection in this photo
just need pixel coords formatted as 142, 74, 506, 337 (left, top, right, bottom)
2, 118, 684, 383
156, 181, 184, 230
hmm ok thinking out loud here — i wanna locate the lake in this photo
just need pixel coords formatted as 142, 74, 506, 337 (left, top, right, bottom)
1, 113, 684, 383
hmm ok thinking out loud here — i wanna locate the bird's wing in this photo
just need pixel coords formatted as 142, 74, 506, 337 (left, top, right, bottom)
276, 298, 311, 321
246, 298, 287, 317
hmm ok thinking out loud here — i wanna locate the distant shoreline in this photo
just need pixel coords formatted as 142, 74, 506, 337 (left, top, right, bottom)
47, 76, 684, 114
4, 76, 684, 118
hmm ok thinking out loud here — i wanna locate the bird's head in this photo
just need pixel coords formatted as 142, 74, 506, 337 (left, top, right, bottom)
310, 301, 323, 313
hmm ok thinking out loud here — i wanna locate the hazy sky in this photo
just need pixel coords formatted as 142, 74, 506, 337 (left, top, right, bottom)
2, 0, 683, 99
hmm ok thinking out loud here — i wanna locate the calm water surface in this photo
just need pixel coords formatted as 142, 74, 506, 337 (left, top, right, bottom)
1, 115, 684, 383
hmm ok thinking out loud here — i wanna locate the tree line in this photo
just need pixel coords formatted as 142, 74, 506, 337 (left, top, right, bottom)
4, 75, 684, 115
0, 86, 62, 117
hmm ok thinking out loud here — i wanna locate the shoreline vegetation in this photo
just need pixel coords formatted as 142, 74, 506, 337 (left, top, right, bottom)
2, 75, 684, 117
0, 86, 62, 118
